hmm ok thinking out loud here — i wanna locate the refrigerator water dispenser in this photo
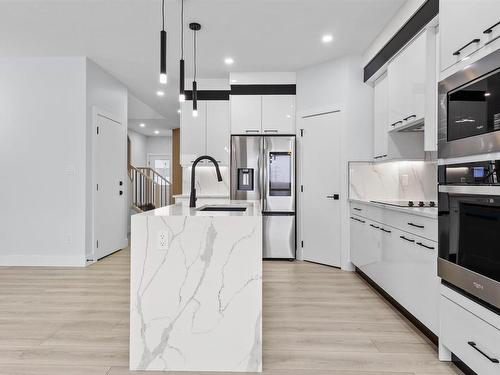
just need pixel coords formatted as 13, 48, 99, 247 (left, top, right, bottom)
237, 168, 254, 191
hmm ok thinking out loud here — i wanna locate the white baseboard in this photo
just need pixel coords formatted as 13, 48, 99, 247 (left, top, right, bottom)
0, 254, 87, 267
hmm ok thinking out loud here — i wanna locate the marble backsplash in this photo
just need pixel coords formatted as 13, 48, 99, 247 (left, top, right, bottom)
349, 161, 437, 202
182, 166, 230, 196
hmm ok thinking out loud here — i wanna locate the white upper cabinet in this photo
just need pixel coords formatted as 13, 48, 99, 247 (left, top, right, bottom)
206, 101, 230, 165
180, 100, 230, 166
388, 30, 426, 130
230, 94, 296, 134
230, 95, 262, 134
440, 0, 500, 72
261, 95, 296, 134
373, 73, 389, 160
180, 101, 207, 165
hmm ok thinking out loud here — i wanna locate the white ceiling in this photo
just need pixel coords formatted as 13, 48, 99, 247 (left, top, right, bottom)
0, 0, 406, 132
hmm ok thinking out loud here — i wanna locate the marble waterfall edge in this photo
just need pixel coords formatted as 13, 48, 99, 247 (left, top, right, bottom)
130, 211, 262, 372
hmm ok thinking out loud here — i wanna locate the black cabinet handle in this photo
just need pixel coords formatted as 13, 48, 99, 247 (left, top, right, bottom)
468, 341, 499, 363
119, 181, 123, 186
380, 228, 392, 233
374, 154, 388, 159
453, 38, 480, 56
484, 20, 500, 34
400, 235, 415, 243
370, 224, 379, 229
353, 208, 362, 211
327, 194, 339, 200
390, 121, 403, 127
350, 216, 365, 223
416, 242, 435, 250
119, 190, 123, 196
408, 222, 424, 229
403, 114, 417, 121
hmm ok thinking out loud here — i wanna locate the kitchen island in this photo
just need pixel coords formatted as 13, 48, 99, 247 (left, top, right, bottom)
130, 200, 262, 372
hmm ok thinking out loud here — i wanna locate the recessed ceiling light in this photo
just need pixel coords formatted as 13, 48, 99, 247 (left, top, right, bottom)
485, 92, 491, 97
177, 109, 181, 114
224, 57, 234, 65
139, 123, 145, 127
156, 90, 165, 96
154, 130, 160, 134
322, 34, 333, 43
231, 79, 237, 83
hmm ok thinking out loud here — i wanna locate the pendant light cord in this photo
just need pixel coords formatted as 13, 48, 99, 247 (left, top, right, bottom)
193, 30, 197, 81
162, 0, 165, 31
180, 0, 184, 58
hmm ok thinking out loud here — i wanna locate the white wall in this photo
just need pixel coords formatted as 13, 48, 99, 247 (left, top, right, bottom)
296, 55, 373, 271
146, 136, 171, 157
85, 58, 128, 261
128, 129, 147, 166
127, 131, 172, 167
0, 57, 87, 266
0, 57, 128, 266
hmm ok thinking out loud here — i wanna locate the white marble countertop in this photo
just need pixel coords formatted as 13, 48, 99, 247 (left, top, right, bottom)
349, 198, 437, 219
136, 200, 261, 217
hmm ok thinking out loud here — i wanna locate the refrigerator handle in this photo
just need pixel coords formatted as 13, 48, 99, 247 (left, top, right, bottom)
261, 137, 266, 211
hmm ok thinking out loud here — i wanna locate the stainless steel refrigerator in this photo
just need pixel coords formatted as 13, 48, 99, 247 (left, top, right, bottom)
230, 135, 296, 259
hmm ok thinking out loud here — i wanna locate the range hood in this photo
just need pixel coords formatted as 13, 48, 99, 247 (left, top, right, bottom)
390, 118, 424, 133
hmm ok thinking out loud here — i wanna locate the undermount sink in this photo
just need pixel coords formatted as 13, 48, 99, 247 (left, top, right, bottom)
198, 205, 247, 212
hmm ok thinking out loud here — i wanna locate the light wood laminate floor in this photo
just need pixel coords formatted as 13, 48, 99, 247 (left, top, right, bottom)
0, 249, 462, 375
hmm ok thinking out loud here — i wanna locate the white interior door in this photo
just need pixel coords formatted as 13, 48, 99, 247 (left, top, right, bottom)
94, 114, 127, 260
300, 111, 342, 267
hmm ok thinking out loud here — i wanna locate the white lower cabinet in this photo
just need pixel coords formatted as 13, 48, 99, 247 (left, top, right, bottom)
349, 216, 381, 269
440, 295, 500, 374
350, 203, 439, 334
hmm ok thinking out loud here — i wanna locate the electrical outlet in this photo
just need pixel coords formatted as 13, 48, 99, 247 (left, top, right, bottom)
158, 231, 169, 250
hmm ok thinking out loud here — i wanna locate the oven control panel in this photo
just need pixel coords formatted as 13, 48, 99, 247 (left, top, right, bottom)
438, 160, 500, 185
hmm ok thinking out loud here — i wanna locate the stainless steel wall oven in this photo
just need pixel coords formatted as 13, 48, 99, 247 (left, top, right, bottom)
438, 160, 500, 310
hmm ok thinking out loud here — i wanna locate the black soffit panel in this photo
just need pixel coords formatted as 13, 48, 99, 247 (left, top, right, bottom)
184, 90, 230, 100
230, 84, 296, 95
183, 84, 297, 100
363, 0, 439, 82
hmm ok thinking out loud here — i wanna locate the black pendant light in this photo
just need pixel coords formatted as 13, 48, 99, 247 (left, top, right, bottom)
190, 22, 201, 117
159, 0, 167, 84
178, 0, 185, 102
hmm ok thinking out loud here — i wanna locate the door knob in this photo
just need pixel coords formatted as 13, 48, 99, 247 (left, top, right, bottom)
326, 194, 339, 200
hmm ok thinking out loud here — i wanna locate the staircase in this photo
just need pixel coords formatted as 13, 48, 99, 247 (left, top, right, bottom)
128, 165, 172, 212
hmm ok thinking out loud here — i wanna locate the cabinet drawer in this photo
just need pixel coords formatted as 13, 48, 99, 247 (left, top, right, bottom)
440, 296, 500, 375
350, 202, 383, 222
381, 209, 437, 241
350, 202, 437, 241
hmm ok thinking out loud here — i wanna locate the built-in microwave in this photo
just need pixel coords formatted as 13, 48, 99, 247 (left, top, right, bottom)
438, 47, 500, 159
438, 160, 500, 311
